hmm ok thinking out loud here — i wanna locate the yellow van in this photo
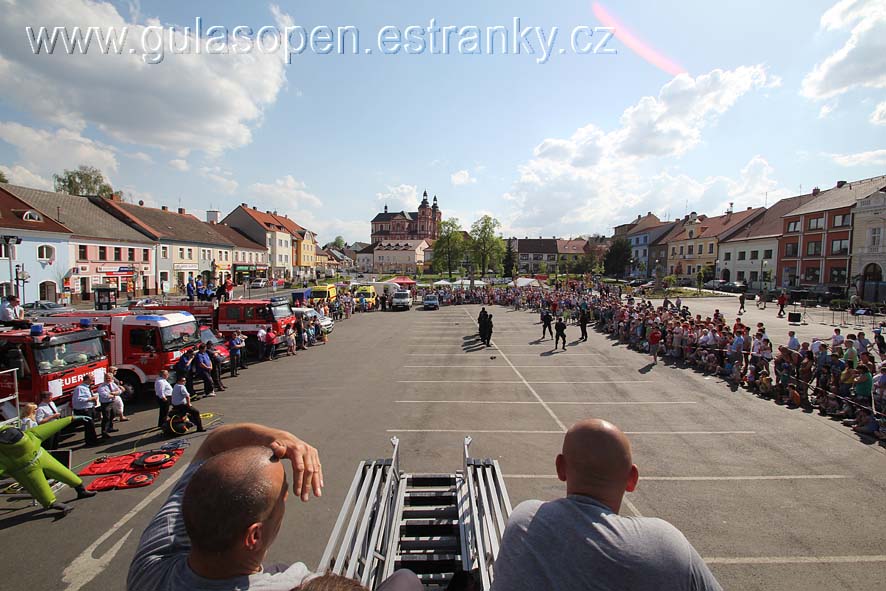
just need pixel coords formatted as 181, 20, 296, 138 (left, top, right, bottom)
354, 285, 377, 309
310, 284, 337, 304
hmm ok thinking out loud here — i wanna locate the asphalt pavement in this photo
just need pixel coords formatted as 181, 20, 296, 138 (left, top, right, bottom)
3, 302, 885, 590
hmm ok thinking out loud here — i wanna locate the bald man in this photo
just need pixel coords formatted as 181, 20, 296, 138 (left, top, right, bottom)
491, 419, 721, 591
128, 423, 421, 591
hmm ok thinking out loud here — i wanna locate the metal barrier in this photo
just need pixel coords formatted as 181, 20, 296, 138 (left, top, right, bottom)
319, 436, 513, 590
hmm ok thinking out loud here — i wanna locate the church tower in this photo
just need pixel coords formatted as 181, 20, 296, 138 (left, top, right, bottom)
418, 190, 430, 237
431, 195, 441, 239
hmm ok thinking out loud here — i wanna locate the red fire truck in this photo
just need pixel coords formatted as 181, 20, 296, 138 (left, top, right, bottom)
0, 324, 109, 416
130, 297, 297, 356
33, 310, 211, 393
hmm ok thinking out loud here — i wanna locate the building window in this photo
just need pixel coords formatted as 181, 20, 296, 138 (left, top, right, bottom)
831, 239, 849, 256
142, 248, 150, 261
787, 221, 800, 233
804, 267, 821, 283
178, 247, 185, 259
749, 271, 759, 282
78, 245, 88, 261
806, 241, 822, 256
697, 243, 703, 254
738, 251, 746, 261
808, 217, 824, 230
723, 252, 731, 261
688, 230, 694, 239
36, 245, 55, 260
688, 245, 694, 255
99, 246, 107, 261
161, 246, 169, 258
128, 248, 135, 261
870, 228, 881, 247
832, 214, 850, 227
22, 210, 43, 222
679, 246, 684, 255
829, 267, 847, 284
708, 243, 714, 254
784, 243, 799, 257
187, 248, 193, 259
737, 270, 745, 280
750, 250, 759, 260
763, 249, 773, 259
114, 247, 122, 261
0, 244, 8, 259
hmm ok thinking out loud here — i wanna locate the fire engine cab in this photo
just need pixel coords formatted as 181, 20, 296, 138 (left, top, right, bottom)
130, 297, 297, 356
33, 310, 201, 393
0, 324, 109, 414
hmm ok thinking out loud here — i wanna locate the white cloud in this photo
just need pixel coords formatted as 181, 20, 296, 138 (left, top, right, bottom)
801, 0, 886, 101
818, 104, 835, 118
168, 159, 190, 172
126, 151, 153, 163
0, 164, 53, 190
199, 166, 238, 193
0, 121, 118, 183
375, 184, 419, 210
249, 175, 323, 210
499, 66, 778, 238
450, 169, 477, 186
871, 101, 886, 125
830, 148, 886, 167
0, 0, 289, 155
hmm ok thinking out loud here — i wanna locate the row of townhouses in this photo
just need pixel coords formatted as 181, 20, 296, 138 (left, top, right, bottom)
0, 183, 345, 303
612, 175, 886, 300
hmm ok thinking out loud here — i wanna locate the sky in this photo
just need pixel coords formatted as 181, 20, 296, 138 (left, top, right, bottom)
0, 0, 884, 244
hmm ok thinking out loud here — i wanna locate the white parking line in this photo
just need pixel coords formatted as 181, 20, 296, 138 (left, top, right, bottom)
703, 555, 886, 565
397, 380, 654, 384
389, 429, 756, 435
395, 400, 697, 405
502, 474, 846, 481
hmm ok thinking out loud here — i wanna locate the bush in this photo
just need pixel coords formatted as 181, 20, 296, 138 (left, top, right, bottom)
830, 299, 848, 310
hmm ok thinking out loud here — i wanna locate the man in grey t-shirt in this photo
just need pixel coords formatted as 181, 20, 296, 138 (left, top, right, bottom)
491, 419, 722, 591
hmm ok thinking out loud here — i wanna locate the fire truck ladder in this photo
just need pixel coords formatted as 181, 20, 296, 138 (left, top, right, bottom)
318, 436, 513, 590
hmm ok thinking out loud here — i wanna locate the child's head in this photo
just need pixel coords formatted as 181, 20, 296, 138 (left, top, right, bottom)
20, 402, 37, 420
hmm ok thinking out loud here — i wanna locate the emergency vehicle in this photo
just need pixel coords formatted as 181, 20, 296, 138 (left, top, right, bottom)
0, 324, 109, 413
33, 310, 202, 394
130, 297, 297, 357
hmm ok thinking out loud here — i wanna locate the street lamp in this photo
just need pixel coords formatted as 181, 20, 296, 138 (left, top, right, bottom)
760, 259, 769, 291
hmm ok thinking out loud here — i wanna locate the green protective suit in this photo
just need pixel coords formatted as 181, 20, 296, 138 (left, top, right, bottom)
0, 417, 83, 508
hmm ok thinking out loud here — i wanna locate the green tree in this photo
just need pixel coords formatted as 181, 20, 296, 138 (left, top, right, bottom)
502, 241, 516, 278
604, 237, 631, 277
53, 165, 115, 197
331, 236, 346, 250
433, 218, 466, 279
538, 261, 548, 275
469, 215, 505, 278
0, 169, 8, 184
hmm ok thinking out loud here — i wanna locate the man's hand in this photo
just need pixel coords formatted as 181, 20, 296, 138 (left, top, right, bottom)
270, 436, 323, 502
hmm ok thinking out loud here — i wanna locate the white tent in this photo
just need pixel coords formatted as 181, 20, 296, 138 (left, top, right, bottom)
453, 279, 486, 286
433, 279, 452, 286
509, 277, 542, 288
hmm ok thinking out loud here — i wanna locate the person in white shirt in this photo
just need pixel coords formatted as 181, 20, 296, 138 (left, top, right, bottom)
155, 369, 173, 428
0, 295, 24, 321
35, 391, 62, 449
96, 373, 120, 436
787, 331, 800, 352
108, 366, 129, 422
171, 374, 204, 432
19, 402, 38, 430
71, 374, 102, 445
831, 328, 845, 349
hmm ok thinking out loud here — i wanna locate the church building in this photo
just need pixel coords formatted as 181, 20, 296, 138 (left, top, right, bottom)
371, 191, 441, 243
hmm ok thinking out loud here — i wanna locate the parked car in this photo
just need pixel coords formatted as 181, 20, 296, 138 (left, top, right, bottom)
423, 294, 440, 310
720, 281, 748, 293
291, 307, 335, 334
639, 281, 656, 290
250, 278, 268, 289
392, 291, 412, 311
677, 277, 694, 287
805, 285, 845, 305
627, 279, 645, 287
22, 300, 73, 316
702, 279, 727, 290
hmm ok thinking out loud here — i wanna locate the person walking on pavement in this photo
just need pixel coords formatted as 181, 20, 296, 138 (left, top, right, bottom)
648, 324, 663, 365
207, 341, 226, 391
777, 292, 788, 318
478, 307, 488, 337
155, 369, 173, 428
542, 310, 554, 340
484, 314, 494, 347
555, 317, 567, 351
579, 308, 589, 342
737, 292, 746, 315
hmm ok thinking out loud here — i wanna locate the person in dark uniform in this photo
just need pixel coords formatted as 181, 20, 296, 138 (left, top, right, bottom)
484, 314, 494, 347
579, 308, 589, 342
478, 307, 488, 337
555, 317, 567, 351
542, 310, 554, 340
174, 348, 196, 395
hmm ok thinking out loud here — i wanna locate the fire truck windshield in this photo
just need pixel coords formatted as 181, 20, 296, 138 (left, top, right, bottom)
270, 303, 292, 319
159, 320, 200, 351
33, 336, 105, 375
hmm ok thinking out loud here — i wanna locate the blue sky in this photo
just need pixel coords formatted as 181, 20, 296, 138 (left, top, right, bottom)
1, 0, 884, 243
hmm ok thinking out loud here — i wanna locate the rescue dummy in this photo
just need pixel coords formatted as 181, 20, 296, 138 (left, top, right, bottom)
0, 416, 96, 515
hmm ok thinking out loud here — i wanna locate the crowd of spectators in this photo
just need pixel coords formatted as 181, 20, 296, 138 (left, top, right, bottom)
589, 285, 886, 440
